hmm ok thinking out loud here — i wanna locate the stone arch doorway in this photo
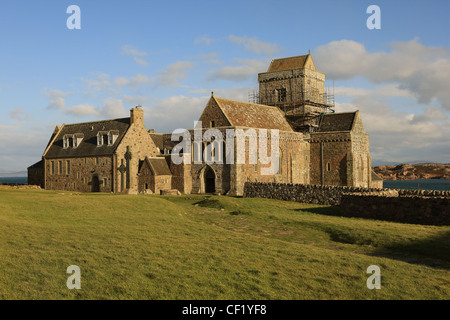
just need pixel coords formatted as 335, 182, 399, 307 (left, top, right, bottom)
201, 165, 216, 194
92, 175, 100, 192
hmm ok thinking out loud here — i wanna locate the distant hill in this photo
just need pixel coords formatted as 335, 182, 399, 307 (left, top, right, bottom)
373, 163, 450, 180
0, 169, 27, 177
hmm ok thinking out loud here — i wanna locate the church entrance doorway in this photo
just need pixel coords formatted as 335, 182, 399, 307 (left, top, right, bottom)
204, 166, 216, 194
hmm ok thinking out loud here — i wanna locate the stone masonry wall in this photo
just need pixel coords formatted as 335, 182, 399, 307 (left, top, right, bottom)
244, 182, 450, 225
340, 195, 450, 226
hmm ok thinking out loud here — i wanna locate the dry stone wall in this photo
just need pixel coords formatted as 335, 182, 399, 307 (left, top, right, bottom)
243, 182, 450, 225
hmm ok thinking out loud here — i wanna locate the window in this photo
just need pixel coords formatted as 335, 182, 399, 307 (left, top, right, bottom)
210, 121, 215, 128
58, 161, 62, 175
327, 163, 331, 171
277, 88, 287, 102
103, 178, 107, 186
51, 161, 55, 175
66, 160, 71, 175
63, 136, 69, 149
96, 157, 99, 165
108, 130, 119, 145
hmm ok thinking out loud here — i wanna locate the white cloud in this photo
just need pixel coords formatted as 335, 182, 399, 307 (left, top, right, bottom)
64, 104, 99, 117
44, 89, 73, 109
194, 35, 215, 46
114, 74, 152, 89
121, 45, 149, 66
156, 61, 194, 87
123, 95, 149, 106
144, 95, 208, 132
207, 59, 267, 82
335, 97, 450, 163
100, 98, 128, 119
315, 38, 450, 110
81, 73, 112, 96
334, 84, 413, 99
197, 52, 219, 59
133, 57, 149, 66
228, 35, 282, 55
9, 107, 28, 121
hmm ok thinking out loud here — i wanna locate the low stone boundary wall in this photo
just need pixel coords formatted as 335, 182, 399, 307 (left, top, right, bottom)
243, 182, 397, 206
243, 182, 450, 226
340, 195, 450, 226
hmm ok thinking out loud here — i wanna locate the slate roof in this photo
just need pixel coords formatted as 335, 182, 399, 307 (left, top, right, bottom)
213, 96, 293, 132
140, 157, 172, 176
267, 54, 309, 72
149, 133, 164, 151
44, 118, 130, 159
317, 112, 356, 132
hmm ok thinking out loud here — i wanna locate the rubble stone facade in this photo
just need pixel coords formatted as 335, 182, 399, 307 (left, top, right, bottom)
29, 53, 380, 195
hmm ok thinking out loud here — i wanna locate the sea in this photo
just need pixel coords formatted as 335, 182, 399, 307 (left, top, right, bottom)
0, 177, 28, 185
382, 179, 450, 191
1, 177, 449, 191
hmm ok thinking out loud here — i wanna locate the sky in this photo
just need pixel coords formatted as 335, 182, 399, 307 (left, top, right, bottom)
0, 0, 449, 171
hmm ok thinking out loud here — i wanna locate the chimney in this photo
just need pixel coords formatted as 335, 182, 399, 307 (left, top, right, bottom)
130, 106, 144, 125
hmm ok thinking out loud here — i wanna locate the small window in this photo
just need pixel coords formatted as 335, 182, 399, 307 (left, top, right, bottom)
97, 132, 103, 146
327, 163, 331, 171
51, 161, 55, 175
63, 136, 68, 149
277, 88, 287, 102
66, 160, 71, 175
103, 178, 107, 186
210, 121, 215, 128
96, 157, 99, 165
58, 161, 62, 175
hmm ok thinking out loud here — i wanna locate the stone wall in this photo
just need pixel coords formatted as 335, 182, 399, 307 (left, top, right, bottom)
340, 195, 450, 226
243, 182, 394, 205
45, 156, 113, 192
243, 182, 450, 225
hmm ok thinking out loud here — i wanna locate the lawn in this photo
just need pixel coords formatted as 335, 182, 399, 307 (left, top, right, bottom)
0, 187, 449, 299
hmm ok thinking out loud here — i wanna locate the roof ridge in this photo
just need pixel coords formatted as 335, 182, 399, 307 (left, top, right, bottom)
214, 96, 282, 110
63, 117, 130, 127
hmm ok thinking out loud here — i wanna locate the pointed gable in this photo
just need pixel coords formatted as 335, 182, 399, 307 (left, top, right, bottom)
198, 96, 232, 127
211, 96, 293, 131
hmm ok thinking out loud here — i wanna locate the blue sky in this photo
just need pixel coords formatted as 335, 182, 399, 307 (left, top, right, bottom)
0, 0, 449, 170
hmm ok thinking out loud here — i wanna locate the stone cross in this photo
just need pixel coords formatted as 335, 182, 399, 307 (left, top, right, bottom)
118, 159, 126, 191
124, 146, 132, 189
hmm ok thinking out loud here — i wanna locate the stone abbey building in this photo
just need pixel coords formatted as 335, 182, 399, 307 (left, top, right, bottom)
28, 53, 382, 195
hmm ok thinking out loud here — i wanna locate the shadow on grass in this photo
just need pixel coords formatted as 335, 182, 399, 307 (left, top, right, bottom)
369, 230, 450, 270
293, 206, 341, 217
293, 206, 450, 270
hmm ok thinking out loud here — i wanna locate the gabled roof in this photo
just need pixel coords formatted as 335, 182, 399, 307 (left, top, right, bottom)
317, 112, 357, 132
267, 54, 313, 72
140, 157, 172, 176
212, 96, 293, 132
44, 118, 130, 159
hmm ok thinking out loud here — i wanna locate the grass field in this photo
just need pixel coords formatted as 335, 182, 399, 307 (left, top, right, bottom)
0, 187, 449, 299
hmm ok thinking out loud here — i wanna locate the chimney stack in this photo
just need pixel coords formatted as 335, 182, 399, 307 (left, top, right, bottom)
130, 106, 143, 125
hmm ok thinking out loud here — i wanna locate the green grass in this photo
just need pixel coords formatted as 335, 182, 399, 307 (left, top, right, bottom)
0, 188, 449, 299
